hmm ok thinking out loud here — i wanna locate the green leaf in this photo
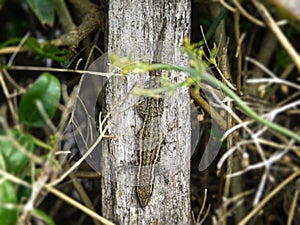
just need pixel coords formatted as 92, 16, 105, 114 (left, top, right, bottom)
0, 179, 17, 225
0, 0, 5, 10
0, 129, 35, 174
25, 37, 70, 62
17, 175, 32, 202
32, 208, 56, 225
19, 72, 61, 127
25, 37, 45, 56
0, 38, 22, 49
42, 43, 70, 62
26, 0, 54, 26
0, 37, 70, 63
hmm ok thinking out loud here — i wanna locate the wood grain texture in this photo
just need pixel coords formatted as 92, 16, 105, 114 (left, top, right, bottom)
101, 1, 191, 224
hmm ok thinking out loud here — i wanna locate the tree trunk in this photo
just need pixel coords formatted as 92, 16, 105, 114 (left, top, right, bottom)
101, 1, 191, 224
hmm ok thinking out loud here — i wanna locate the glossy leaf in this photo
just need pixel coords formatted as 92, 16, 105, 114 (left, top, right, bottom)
26, 0, 54, 26
0, 129, 34, 174
32, 208, 56, 225
0, 179, 17, 225
19, 72, 61, 127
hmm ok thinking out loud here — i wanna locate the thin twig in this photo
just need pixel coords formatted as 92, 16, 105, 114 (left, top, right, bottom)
44, 185, 115, 225
252, 0, 300, 71
233, 0, 265, 27
238, 171, 300, 225
6, 65, 121, 77
287, 187, 299, 225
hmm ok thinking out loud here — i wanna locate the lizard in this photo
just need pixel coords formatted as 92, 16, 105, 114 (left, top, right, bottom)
135, 69, 164, 207
135, 17, 167, 207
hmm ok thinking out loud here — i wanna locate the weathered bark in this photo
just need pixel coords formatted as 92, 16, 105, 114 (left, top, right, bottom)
101, 1, 191, 224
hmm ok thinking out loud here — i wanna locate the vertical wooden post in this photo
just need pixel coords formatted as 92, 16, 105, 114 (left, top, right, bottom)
101, 1, 191, 224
